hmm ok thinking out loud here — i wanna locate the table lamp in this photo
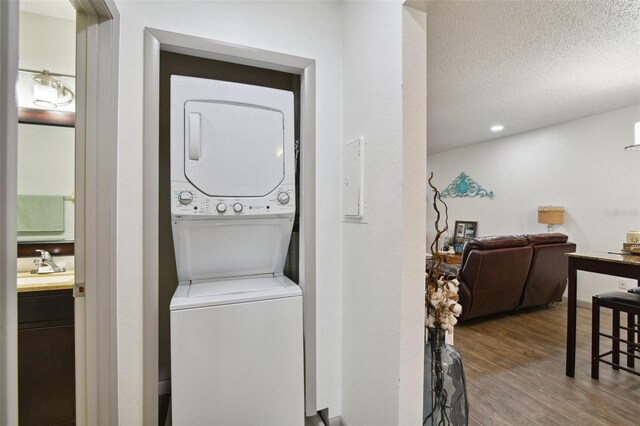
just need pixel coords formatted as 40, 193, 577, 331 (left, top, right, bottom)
538, 206, 564, 232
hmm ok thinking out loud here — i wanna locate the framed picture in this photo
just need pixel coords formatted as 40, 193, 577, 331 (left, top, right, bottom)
453, 221, 478, 253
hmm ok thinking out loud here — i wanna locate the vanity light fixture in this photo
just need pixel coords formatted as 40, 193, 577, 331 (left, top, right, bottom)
30, 70, 74, 109
624, 121, 640, 151
490, 124, 504, 132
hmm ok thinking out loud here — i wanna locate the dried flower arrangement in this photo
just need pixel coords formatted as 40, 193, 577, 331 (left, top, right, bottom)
426, 173, 463, 333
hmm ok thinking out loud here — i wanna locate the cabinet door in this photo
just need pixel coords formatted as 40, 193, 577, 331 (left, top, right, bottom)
18, 324, 75, 426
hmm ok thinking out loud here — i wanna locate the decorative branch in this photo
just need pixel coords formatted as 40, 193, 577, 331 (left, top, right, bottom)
425, 173, 467, 425
426, 173, 462, 333
427, 172, 449, 287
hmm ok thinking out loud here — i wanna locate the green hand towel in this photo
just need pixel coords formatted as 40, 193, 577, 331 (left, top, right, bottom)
17, 195, 65, 232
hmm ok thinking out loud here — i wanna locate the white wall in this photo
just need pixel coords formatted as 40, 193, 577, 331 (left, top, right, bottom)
427, 105, 640, 303
19, 11, 74, 75
342, 3, 425, 425
115, 1, 343, 423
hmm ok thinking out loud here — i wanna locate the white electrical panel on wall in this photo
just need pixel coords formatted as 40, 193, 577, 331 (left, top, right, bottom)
343, 137, 364, 219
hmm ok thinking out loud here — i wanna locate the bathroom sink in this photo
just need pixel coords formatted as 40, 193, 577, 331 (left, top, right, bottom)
17, 275, 73, 285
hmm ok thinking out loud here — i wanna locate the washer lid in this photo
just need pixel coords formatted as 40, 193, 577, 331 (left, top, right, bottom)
184, 101, 285, 197
170, 274, 301, 311
171, 217, 294, 282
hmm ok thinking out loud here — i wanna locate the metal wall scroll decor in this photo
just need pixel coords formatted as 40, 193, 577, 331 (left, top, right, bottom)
441, 172, 494, 199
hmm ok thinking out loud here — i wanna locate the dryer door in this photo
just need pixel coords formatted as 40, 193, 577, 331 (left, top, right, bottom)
184, 101, 285, 197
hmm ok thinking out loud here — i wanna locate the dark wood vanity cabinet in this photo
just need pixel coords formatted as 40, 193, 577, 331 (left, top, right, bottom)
18, 289, 75, 426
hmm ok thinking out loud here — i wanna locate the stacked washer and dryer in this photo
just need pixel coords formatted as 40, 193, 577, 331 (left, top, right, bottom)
169, 76, 304, 425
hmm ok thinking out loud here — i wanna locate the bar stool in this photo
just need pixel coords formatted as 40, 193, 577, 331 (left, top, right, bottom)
592, 291, 640, 379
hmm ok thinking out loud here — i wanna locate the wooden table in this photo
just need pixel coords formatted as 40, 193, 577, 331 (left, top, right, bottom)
442, 252, 462, 265
565, 252, 640, 377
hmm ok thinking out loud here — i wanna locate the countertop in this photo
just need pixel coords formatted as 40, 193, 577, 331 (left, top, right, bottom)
17, 270, 75, 293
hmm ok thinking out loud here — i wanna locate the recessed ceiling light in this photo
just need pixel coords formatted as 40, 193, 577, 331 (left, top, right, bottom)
490, 125, 504, 132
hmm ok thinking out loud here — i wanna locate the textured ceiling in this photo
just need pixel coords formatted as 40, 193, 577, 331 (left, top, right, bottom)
427, 0, 640, 154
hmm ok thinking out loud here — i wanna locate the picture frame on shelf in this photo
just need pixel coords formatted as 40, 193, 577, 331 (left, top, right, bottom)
453, 220, 478, 253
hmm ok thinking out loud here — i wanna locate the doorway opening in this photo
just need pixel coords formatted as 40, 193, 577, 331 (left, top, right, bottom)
1, 0, 119, 424
157, 51, 302, 423
143, 28, 318, 425
16, 2, 77, 424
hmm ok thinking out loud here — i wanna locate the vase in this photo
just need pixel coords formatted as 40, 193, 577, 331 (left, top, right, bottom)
423, 327, 469, 426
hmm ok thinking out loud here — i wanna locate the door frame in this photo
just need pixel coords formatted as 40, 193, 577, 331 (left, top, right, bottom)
0, 0, 20, 422
74, 1, 120, 424
143, 28, 318, 424
0, 1, 120, 424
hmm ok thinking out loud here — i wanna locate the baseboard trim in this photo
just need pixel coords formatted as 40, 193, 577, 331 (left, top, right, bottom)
306, 413, 344, 426
329, 415, 345, 426
561, 296, 591, 309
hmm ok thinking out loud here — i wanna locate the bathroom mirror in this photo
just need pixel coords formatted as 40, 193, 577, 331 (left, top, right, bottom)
17, 114, 75, 256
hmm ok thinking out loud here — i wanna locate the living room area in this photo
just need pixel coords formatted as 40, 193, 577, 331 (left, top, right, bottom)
424, 1, 640, 423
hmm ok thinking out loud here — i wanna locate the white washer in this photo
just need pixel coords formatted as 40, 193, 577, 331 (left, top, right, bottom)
169, 76, 303, 425
170, 275, 303, 426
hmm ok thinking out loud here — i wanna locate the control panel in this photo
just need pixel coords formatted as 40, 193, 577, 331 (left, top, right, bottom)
171, 182, 295, 217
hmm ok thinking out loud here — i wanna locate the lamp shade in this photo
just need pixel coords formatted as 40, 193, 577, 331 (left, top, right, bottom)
625, 122, 640, 151
32, 83, 58, 109
538, 206, 564, 225
30, 70, 75, 110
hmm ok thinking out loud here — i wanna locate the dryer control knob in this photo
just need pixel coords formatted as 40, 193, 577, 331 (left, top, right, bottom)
178, 191, 193, 205
277, 192, 290, 205
216, 203, 227, 213
233, 203, 243, 213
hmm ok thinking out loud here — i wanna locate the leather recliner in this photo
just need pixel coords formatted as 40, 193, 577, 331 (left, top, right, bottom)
520, 234, 577, 309
455, 233, 576, 321
457, 235, 533, 321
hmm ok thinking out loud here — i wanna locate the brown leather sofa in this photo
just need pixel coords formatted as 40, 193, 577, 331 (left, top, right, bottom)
455, 233, 576, 321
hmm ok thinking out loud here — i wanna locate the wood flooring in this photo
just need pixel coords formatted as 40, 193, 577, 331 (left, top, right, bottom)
455, 303, 640, 425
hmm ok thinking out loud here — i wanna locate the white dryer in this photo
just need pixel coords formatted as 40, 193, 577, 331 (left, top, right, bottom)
169, 76, 303, 425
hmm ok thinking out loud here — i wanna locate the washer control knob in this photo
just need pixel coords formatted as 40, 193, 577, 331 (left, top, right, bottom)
233, 203, 243, 213
216, 203, 227, 213
178, 191, 193, 205
277, 192, 290, 205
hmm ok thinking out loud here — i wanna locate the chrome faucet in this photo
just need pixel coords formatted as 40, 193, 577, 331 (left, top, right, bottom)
31, 249, 66, 274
